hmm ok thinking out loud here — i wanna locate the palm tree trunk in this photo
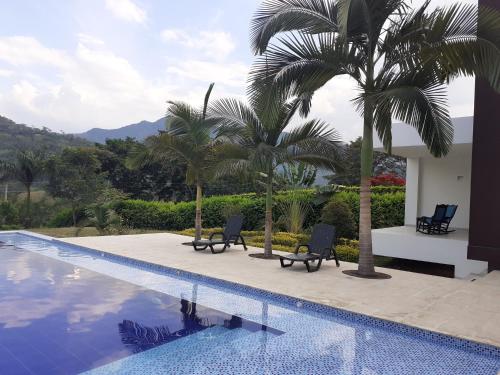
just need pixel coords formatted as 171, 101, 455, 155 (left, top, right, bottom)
195, 181, 202, 241
264, 167, 273, 257
4, 183, 8, 202
72, 205, 77, 227
25, 185, 31, 228
358, 103, 375, 276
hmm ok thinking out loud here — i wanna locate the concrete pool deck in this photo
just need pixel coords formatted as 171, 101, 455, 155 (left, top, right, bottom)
59, 232, 500, 348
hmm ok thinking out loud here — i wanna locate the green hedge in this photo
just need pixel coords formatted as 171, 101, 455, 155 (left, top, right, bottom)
114, 188, 405, 235
341, 186, 405, 194
334, 190, 405, 229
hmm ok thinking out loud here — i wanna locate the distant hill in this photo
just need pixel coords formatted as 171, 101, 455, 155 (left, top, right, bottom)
0, 116, 91, 162
76, 117, 166, 143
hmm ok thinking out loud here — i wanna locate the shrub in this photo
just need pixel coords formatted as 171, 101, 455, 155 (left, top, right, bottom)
114, 187, 405, 235
276, 198, 311, 234
335, 245, 359, 263
48, 207, 87, 228
115, 196, 267, 231
320, 199, 357, 239
0, 201, 19, 226
341, 186, 405, 194
371, 173, 405, 186
333, 190, 405, 230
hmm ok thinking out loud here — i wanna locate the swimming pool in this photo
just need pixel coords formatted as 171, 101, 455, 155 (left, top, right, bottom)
0, 232, 499, 374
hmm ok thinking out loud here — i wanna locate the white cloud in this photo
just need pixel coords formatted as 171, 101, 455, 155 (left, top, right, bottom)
0, 68, 13, 77
161, 29, 236, 60
166, 59, 248, 88
76, 33, 105, 46
0, 35, 169, 132
0, 36, 70, 68
0, 34, 247, 133
105, 0, 147, 24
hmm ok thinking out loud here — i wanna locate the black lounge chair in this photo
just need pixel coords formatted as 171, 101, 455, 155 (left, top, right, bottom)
279, 223, 339, 272
192, 215, 247, 254
416, 204, 458, 234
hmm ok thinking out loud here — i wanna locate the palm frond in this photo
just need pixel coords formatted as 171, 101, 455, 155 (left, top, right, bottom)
209, 98, 266, 146
421, 4, 500, 90
249, 32, 362, 116
371, 70, 453, 157
279, 118, 341, 147
251, 0, 339, 54
278, 119, 345, 171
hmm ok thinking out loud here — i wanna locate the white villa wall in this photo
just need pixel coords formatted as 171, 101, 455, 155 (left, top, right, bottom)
416, 156, 471, 229
372, 117, 476, 276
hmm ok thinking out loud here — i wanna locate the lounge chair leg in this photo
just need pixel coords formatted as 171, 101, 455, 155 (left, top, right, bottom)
304, 260, 311, 272
239, 236, 248, 251
315, 258, 323, 271
332, 248, 340, 267
305, 258, 322, 272
211, 244, 228, 254
280, 258, 294, 268
192, 244, 209, 251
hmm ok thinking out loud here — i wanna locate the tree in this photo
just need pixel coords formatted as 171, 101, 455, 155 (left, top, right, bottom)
0, 150, 45, 227
82, 187, 128, 235
132, 83, 221, 241
46, 147, 107, 226
250, 0, 500, 276
328, 137, 405, 185
97, 138, 189, 201
210, 87, 343, 258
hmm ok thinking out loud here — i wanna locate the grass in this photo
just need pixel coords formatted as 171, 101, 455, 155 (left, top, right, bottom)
30, 227, 163, 238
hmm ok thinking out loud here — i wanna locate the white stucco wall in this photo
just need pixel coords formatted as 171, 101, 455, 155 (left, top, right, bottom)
405, 155, 471, 229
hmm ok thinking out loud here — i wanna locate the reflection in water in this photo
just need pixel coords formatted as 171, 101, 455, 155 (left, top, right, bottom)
118, 298, 252, 354
0, 243, 279, 375
119, 299, 213, 353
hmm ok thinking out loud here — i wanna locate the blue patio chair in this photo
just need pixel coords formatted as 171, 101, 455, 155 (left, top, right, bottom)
192, 215, 247, 254
416, 204, 458, 235
279, 223, 339, 272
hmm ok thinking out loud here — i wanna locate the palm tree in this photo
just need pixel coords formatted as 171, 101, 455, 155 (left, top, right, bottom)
250, 0, 500, 276
210, 87, 343, 258
0, 150, 45, 227
134, 83, 220, 241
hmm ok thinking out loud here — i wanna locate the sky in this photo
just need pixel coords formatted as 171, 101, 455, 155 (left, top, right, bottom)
0, 0, 477, 140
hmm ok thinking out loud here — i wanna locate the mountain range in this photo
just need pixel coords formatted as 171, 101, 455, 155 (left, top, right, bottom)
76, 117, 166, 143
0, 116, 90, 162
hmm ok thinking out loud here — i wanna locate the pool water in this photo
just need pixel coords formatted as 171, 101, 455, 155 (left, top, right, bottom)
0, 232, 499, 375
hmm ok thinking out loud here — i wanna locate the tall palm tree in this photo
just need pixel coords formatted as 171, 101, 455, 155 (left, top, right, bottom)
250, 0, 500, 276
135, 83, 220, 241
0, 150, 45, 227
210, 88, 343, 258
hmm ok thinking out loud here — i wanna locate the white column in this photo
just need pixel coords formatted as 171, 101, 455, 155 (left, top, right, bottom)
404, 158, 420, 226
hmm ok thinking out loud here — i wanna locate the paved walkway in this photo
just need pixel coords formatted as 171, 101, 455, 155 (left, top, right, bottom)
61, 232, 500, 348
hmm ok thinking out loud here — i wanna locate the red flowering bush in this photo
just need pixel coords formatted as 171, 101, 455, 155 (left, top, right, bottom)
370, 173, 405, 186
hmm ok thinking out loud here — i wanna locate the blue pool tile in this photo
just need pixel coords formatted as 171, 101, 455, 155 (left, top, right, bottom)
1, 232, 499, 375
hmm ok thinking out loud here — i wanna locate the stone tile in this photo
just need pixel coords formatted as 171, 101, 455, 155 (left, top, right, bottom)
60, 232, 500, 348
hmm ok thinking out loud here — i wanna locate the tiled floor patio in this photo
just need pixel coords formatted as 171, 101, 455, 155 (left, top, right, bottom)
60, 232, 500, 348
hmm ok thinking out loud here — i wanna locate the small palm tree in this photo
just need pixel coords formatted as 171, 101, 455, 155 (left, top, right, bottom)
250, 0, 500, 276
275, 163, 317, 234
0, 150, 45, 227
210, 88, 343, 258
135, 83, 220, 241
275, 162, 317, 189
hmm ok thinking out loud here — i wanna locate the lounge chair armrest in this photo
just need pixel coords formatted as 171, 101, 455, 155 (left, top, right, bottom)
294, 244, 309, 255
209, 232, 225, 241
